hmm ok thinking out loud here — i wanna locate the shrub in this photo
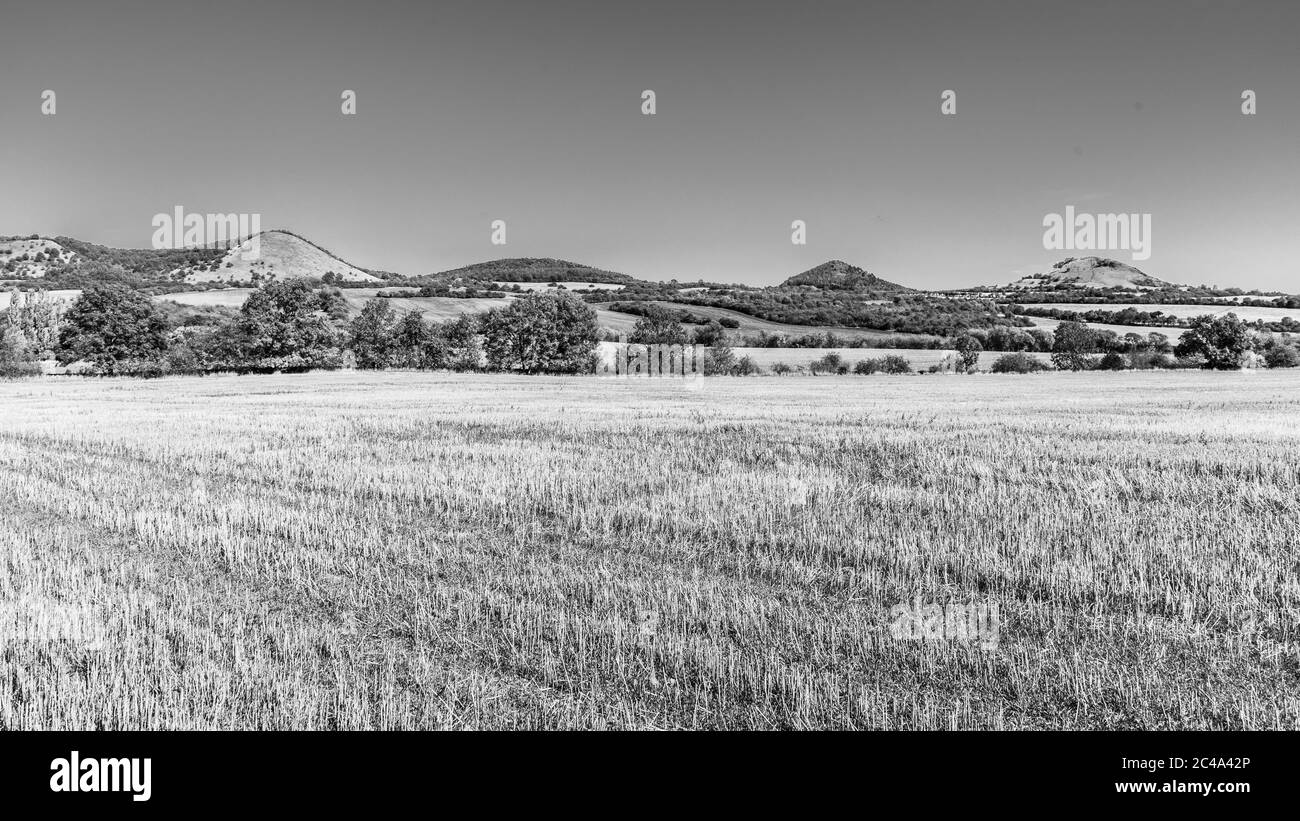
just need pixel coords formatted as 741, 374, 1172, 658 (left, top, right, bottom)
1096, 351, 1127, 371
1263, 341, 1300, 369
702, 340, 737, 375
854, 358, 878, 375
990, 352, 1047, 374
811, 352, 847, 375
770, 361, 793, 375
877, 355, 912, 374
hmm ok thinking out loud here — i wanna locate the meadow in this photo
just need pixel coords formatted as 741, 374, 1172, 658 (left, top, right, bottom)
1, 370, 1298, 729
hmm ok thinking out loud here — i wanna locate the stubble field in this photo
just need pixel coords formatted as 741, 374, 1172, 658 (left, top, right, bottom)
1, 370, 1297, 729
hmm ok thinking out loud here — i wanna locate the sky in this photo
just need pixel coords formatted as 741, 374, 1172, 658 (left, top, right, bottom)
0, 0, 1297, 290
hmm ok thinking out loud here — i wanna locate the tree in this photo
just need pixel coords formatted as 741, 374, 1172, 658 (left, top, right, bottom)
703, 339, 738, 375
0, 326, 41, 377
1146, 332, 1172, 354
440, 314, 482, 371
1263, 339, 1300, 369
57, 283, 170, 374
629, 305, 688, 345
1175, 313, 1251, 370
1096, 351, 1127, 371
692, 319, 726, 346
349, 299, 396, 369
480, 290, 599, 373
1050, 321, 1096, 371
228, 279, 346, 371
392, 310, 444, 369
4, 289, 66, 354
952, 334, 983, 372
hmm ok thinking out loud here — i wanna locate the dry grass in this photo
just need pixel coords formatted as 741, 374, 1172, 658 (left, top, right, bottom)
1, 371, 1298, 729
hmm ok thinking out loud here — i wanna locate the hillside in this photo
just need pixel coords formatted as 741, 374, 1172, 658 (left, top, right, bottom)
0, 237, 77, 278
781, 260, 910, 291
1009, 257, 1171, 290
182, 231, 382, 285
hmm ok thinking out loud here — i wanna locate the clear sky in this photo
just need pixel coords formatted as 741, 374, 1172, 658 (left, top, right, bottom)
1, 0, 1297, 290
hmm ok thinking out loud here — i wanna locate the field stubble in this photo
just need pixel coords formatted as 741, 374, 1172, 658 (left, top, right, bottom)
1, 370, 1298, 729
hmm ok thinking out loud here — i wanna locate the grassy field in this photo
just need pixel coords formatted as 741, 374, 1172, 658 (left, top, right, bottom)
2, 371, 1298, 729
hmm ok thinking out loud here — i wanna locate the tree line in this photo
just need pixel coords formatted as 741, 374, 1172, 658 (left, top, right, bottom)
1, 280, 607, 377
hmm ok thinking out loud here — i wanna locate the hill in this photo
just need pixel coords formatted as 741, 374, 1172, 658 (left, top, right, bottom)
429, 258, 636, 285
781, 260, 910, 291
182, 231, 382, 285
1009, 257, 1171, 290
0, 237, 78, 278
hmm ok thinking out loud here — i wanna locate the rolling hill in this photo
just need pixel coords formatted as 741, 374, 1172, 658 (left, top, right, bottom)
182, 231, 382, 285
429, 258, 636, 285
1009, 257, 1171, 290
781, 260, 910, 291
0, 237, 78, 278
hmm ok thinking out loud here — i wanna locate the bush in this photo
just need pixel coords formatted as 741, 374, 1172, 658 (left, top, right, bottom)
770, 361, 793, 375
877, 354, 912, 374
990, 352, 1047, 374
1263, 342, 1300, 369
733, 355, 760, 375
1096, 351, 1127, 371
702, 341, 737, 375
811, 352, 847, 375
855, 355, 911, 374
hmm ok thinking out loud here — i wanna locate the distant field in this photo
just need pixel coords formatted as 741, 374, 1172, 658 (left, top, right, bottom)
1021, 303, 1300, 324
157, 288, 512, 320
2, 371, 1297, 729
595, 300, 934, 343
1019, 314, 1189, 341
730, 347, 1052, 371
